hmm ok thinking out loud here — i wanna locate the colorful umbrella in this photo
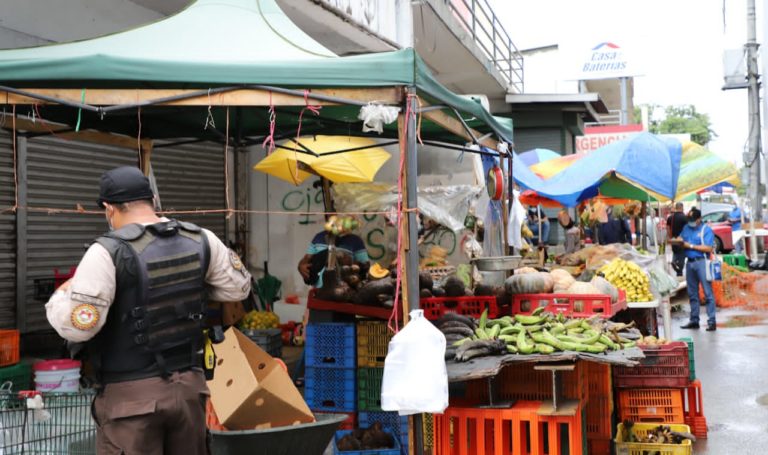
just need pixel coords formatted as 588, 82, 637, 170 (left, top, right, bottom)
517, 148, 561, 167
252, 148, 317, 185
675, 141, 740, 200
529, 153, 583, 179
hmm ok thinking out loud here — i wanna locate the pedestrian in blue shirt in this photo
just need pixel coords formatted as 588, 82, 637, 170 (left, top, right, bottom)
676, 207, 717, 331
297, 231, 370, 287
728, 206, 743, 253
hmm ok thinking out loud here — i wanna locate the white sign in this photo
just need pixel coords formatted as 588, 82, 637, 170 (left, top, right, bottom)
573, 42, 639, 80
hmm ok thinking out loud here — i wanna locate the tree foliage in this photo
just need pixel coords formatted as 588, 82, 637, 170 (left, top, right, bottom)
634, 104, 717, 146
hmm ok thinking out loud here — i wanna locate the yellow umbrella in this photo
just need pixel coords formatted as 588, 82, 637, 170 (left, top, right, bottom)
252, 148, 317, 185
288, 136, 391, 183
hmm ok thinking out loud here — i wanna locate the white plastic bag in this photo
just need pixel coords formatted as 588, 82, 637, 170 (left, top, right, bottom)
380, 310, 448, 415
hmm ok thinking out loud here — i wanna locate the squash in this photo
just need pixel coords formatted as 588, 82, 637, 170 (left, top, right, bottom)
550, 269, 575, 293
590, 276, 620, 303
504, 272, 554, 295
369, 263, 390, 280
514, 266, 539, 275
565, 281, 601, 295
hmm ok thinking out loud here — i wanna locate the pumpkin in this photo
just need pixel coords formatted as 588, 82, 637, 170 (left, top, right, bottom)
505, 272, 554, 295
550, 269, 575, 292
514, 266, 539, 275
369, 263, 390, 279
590, 276, 619, 303
565, 281, 601, 295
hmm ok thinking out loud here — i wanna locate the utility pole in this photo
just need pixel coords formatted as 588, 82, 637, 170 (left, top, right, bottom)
746, 0, 761, 259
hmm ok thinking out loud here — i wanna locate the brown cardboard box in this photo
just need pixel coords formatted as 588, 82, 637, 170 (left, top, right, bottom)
207, 327, 314, 430
207, 301, 246, 327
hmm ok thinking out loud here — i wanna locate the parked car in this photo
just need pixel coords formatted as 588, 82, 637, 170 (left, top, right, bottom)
701, 208, 768, 253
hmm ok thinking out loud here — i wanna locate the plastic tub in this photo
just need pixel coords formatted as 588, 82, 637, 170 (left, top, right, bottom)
209, 412, 348, 455
33, 359, 81, 392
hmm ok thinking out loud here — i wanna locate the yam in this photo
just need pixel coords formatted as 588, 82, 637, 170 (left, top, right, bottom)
443, 276, 467, 297
419, 272, 434, 291
355, 278, 395, 306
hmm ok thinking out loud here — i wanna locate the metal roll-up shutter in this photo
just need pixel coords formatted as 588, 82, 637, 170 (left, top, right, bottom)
25, 137, 135, 332
0, 133, 16, 328
512, 128, 563, 153
152, 142, 226, 238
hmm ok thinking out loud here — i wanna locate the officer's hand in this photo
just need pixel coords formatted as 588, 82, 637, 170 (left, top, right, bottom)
298, 262, 311, 280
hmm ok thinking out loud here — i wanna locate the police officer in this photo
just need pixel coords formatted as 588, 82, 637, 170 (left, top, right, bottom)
45, 166, 251, 454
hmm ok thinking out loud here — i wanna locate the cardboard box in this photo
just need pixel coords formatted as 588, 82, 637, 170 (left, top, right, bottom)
207, 327, 314, 430
207, 301, 246, 327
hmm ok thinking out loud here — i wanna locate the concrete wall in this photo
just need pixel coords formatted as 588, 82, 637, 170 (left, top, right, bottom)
246, 141, 485, 296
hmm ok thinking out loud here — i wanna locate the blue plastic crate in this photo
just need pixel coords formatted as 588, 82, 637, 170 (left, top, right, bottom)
358, 411, 409, 455
306, 323, 356, 369
304, 366, 356, 412
333, 429, 400, 455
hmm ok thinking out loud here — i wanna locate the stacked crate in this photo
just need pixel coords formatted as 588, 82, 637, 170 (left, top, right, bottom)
355, 321, 410, 454
585, 362, 613, 455
614, 340, 708, 438
304, 322, 357, 423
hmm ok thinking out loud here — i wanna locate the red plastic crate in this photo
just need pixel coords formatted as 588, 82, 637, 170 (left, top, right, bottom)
587, 438, 611, 455
684, 379, 705, 418
618, 388, 685, 424
420, 296, 498, 321
314, 411, 356, 430
684, 415, 708, 439
613, 342, 690, 388
510, 289, 626, 318
585, 363, 613, 440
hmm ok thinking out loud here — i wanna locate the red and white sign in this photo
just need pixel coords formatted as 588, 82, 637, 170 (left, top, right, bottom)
575, 124, 643, 154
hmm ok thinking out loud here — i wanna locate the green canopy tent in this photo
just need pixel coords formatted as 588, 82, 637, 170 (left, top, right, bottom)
0, 0, 513, 326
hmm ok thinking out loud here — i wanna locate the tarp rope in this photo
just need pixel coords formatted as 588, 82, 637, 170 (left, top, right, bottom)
291, 90, 321, 182
262, 91, 276, 155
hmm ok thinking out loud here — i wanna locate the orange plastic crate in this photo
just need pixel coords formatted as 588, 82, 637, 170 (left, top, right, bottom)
433, 401, 585, 455
618, 388, 685, 424
0, 330, 20, 367
465, 361, 587, 403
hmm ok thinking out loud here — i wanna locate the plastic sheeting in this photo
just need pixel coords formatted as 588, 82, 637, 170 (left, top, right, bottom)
515, 133, 682, 207
332, 183, 482, 233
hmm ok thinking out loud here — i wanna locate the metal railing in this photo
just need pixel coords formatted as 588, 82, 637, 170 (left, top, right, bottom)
446, 0, 524, 93
585, 109, 623, 127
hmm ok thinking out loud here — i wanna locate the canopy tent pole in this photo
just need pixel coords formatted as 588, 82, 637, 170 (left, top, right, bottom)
399, 88, 424, 455
641, 202, 648, 250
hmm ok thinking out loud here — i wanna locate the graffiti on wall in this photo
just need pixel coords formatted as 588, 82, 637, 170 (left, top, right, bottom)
280, 188, 324, 225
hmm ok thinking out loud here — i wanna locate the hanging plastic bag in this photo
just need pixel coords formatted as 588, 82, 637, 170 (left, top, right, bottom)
380, 310, 448, 415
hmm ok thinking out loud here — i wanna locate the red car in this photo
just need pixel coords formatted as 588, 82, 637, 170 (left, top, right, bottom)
702, 210, 768, 253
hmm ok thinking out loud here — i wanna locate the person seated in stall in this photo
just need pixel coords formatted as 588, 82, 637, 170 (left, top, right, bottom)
297, 230, 370, 287
596, 205, 632, 245
557, 209, 580, 254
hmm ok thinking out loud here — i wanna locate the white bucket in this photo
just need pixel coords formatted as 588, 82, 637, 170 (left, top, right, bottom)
33, 359, 81, 392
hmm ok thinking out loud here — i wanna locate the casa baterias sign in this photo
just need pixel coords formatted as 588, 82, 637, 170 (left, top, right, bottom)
573, 42, 639, 80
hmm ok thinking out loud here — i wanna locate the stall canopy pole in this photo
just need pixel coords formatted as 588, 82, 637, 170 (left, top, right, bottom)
403, 89, 420, 314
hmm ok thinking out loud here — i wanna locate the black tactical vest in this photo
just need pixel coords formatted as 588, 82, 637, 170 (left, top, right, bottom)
91, 220, 210, 384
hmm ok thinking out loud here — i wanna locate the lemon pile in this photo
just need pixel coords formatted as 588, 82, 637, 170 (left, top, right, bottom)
599, 258, 654, 302
240, 311, 280, 330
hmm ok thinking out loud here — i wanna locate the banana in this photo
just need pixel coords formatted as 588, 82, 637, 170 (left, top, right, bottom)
479, 308, 488, 330
514, 314, 545, 325
516, 328, 535, 354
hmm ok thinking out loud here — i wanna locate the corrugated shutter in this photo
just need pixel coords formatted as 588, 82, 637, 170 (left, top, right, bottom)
0, 133, 16, 328
512, 128, 562, 153
25, 138, 135, 331
151, 142, 226, 238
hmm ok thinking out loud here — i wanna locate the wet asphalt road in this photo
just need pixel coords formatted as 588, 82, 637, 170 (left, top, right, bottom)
670, 296, 768, 454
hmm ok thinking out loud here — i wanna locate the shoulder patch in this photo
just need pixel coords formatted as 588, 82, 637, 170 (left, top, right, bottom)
229, 250, 244, 271
71, 304, 100, 331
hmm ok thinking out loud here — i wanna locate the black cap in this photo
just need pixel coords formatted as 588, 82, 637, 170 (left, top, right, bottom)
97, 166, 154, 208
688, 207, 702, 220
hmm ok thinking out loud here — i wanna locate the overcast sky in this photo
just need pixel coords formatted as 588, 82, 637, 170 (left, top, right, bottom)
489, 0, 763, 166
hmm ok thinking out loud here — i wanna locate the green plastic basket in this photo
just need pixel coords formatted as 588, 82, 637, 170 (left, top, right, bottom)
0, 363, 31, 391
678, 337, 695, 381
722, 254, 747, 268
357, 367, 384, 411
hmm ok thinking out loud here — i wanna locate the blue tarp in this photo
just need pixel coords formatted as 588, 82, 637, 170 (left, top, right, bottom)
511, 152, 547, 191
514, 133, 682, 207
